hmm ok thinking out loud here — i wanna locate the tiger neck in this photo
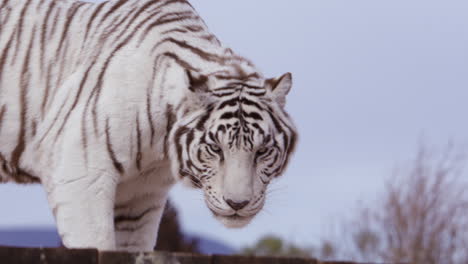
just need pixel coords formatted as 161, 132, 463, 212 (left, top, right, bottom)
115, 0, 264, 161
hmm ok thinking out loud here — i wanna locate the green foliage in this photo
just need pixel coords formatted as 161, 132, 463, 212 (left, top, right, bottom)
320, 240, 336, 259
240, 235, 316, 258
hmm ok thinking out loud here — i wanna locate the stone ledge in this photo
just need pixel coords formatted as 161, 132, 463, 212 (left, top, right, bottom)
0, 246, 367, 264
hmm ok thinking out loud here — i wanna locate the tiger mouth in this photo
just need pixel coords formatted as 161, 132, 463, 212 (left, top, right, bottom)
209, 209, 252, 220
221, 213, 245, 220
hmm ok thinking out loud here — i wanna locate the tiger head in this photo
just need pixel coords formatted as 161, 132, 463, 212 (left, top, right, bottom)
169, 70, 297, 228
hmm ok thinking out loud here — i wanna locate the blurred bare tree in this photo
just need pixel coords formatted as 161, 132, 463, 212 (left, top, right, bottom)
331, 144, 468, 264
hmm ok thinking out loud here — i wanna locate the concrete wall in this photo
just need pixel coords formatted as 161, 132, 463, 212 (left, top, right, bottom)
0, 246, 366, 264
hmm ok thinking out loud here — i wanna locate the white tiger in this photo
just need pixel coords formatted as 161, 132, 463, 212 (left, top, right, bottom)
0, 0, 297, 251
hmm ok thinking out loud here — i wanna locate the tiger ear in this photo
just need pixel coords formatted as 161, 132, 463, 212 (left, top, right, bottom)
266, 72, 292, 107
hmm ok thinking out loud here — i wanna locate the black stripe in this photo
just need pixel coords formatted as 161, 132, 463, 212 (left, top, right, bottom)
196, 148, 205, 164
14, 168, 40, 184
48, 5, 61, 40
195, 106, 213, 130
270, 163, 284, 177
232, 83, 264, 89
0, 30, 14, 86
184, 25, 203, 32
55, 64, 93, 138
186, 159, 203, 174
84, 1, 106, 41
208, 132, 217, 143
31, 120, 37, 137
82, 80, 99, 137
0, 105, 6, 133
186, 130, 194, 147
242, 111, 263, 121
214, 75, 243, 81
81, 100, 89, 166
11, 24, 34, 171
179, 169, 202, 188
244, 135, 253, 149
141, 9, 199, 42
217, 124, 226, 134
265, 147, 279, 168
213, 86, 239, 91
112, 2, 164, 43
56, 2, 86, 56
37, 0, 46, 9
163, 104, 175, 155
200, 34, 218, 43
247, 91, 267, 96
212, 91, 237, 97
143, 59, 159, 146
251, 123, 265, 136
98, 0, 128, 27
55, 37, 70, 87
161, 28, 188, 35
48, 6, 62, 40
126, 0, 162, 25
0, 5, 11, 37
105, 119, 124, 174
156, 11, 194, 23
217, 98, 238, 110
174, 126, 189, 169
135, 114, 142, 170
268, 106, 296, 154
240, 98, 264, 110
38, 91, 70, 145
102, 8, 137, 40
114, 206, 158, 223
220, 112, 236, 120
154, 37, 227, 64
185, 130, 200, 171
41, 64, 53, 117
189, 176, 202, 188
0, 0, 9, 10
281, 129, 297, 172
204, 144, 217, 157
0, 152, 7, 179
40, 1, 56, 81
266, 110, 283, 133
160, 52, 198, 71
12, 0, 32, 66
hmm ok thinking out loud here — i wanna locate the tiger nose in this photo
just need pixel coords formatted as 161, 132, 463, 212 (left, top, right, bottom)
224, 198, 250, 211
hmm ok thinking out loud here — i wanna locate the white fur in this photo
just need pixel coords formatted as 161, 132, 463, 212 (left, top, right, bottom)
0, 0, 296, 251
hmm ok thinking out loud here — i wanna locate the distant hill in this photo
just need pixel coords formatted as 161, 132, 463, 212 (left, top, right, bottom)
185, 233, 235, 255
0, 228, 61, 248
0, 228, 235, 255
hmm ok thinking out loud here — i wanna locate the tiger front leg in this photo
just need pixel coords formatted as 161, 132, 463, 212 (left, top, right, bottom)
45, 165, 119, 251
114, 173, 172, 252
42, 123, 121, 250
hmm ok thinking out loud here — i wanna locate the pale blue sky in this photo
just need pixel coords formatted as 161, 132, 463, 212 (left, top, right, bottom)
1, 0, 467, 250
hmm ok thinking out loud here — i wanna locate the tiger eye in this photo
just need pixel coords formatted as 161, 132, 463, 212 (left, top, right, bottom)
209, 144, 222, 153
256, 147, 268, 156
